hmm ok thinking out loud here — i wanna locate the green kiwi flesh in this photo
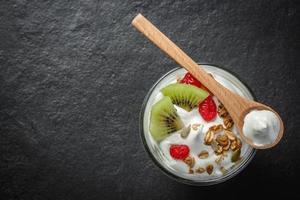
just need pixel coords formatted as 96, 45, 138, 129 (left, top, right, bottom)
161, 83, 209, 111
150, 96, 184, 141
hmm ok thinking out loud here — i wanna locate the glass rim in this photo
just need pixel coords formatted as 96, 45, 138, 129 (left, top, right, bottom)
139, 63, 256, 186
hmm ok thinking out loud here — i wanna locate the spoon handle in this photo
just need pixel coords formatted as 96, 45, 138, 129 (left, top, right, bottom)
132, 14, 246, 110
132, 14, 211, 84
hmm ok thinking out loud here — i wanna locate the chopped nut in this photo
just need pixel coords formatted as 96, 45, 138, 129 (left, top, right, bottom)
204, 130, 214, 145
218, 103, 224, 110
217, 103, 234, 129
236, 138, 242, 150
211, 140, 219, 152
218, 109, 228, 118
195, 167, 206, 174
220, 166, 227, 174
183, 156, 195, 168
211, 140, 223, 155
209, 124, 223, 133
223, 140, 231, 151
216, 145, 223, 154
224, 130, 236, 141
215, 155, 224, 165
218, 104, 228, 118
188, 168, 194, 174
230, 140, 238, 151
206, 164, 214, 175
224, 117, 234, 130
216, 134, 229, 146
217, 134, 228, 142
198, 150, 209, 159
192, 123, 201, 131
179, 124, 191, 138
231, 149, 241, 162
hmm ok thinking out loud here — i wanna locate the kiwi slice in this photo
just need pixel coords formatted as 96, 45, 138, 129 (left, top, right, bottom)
150, 96, 184, 141
161, 83, 209, 111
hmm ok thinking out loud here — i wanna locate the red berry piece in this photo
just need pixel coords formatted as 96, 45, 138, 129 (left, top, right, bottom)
180, 72, 212, 94
198, 96, 217, 121
169, 144, 190, 160
180, 72, 202, 88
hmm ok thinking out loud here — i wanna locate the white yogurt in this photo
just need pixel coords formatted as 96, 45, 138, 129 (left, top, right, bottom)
143, 65, 255, 181
159, 104, 237, 177
243, 110, 280, 146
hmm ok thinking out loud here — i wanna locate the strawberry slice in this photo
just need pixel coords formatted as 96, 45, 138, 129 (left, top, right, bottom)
169, 144, 190, 160
180, 72, 211, 93
198, 96, 217, 121
180, 72, 202, 88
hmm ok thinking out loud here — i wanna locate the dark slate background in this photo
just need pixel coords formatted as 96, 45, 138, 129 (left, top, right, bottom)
0, 0, 299, 199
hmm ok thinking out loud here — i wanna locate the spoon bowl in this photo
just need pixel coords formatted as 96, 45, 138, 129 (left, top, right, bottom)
237, 103, 284, 149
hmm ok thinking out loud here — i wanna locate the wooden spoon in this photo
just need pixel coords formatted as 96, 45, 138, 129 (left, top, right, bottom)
132, 14, 284, 149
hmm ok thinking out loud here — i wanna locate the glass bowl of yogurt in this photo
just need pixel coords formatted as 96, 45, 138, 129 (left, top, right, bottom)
140, 64, 256, 185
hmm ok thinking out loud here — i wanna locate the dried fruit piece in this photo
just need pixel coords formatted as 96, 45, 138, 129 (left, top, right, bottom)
179, 125, 191, 139
231, 149, 241, 162
198, 150, 209, 159
204, 130, 214, 145
198, 96, 217, 121
195, 167, 206, 174
183, 156, 195, 168
169, 144, 190, 160
206, 164, 214, 175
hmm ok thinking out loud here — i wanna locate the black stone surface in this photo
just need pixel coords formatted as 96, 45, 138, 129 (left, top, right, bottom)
0, 0, 299, 199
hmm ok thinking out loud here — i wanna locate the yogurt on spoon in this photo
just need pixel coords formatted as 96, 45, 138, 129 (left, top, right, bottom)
243, 110, 280, 147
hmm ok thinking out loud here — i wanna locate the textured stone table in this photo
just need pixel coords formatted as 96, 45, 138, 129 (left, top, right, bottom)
1, 0, 299, 199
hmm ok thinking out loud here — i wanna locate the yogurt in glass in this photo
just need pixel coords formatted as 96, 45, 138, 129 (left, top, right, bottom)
141, 64, 256, 185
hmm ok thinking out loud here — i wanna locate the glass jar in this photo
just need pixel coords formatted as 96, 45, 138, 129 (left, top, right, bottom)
140, 64, 256, 185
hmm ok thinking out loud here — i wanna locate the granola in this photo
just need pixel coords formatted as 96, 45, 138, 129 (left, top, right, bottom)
195, 167, 206, 174
183, 156, 195, 168
198, 150, 209, 159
